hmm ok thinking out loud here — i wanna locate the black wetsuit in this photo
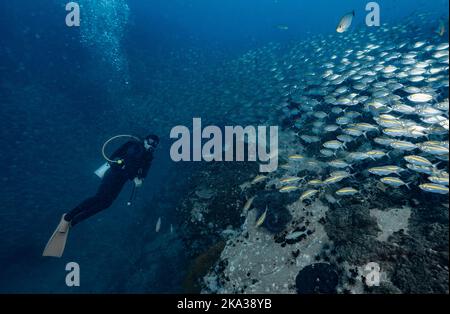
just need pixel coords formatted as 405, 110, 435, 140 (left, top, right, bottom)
65, 141, 154, 226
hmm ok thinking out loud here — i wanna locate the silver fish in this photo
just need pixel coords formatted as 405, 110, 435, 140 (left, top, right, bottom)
336, 11, 355, 33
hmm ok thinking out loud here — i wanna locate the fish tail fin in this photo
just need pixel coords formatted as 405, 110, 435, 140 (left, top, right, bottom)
405, 182, 411, 190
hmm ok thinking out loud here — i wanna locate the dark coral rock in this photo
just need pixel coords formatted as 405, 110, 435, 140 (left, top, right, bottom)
348, 277, 356, 285
253, 191, 293, 234
296, 263, 339, 294
253, 190, 293, 209
323, 203, 386, 265
367, 282, 402, 294
285, 233, 307, 245
182, 241, 226, 293
263, 207, 292, 233
388, 232, 449, 293
350, 268, 358, 278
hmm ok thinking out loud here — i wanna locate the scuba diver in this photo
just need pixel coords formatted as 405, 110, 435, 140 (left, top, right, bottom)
43, 134, 160, 258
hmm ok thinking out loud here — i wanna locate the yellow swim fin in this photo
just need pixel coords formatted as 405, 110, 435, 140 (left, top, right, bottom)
42, 215, 70, 258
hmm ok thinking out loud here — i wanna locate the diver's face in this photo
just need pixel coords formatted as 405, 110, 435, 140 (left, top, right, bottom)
144, 139, 158, 151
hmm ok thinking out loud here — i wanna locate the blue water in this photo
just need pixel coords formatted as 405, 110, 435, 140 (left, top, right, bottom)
0, 0, 448, 293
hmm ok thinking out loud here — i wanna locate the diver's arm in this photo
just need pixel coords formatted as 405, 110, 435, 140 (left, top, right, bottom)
133, 155, 152, 187
139, 155, 153, 179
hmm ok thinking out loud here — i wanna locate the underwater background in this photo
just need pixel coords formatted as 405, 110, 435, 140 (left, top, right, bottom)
0, 0, 448, 293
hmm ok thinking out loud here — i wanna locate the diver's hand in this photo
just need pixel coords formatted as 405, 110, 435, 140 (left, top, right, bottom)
134, 178, 143, 188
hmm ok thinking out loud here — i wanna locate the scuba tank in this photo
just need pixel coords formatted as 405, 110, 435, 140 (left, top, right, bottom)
94, 134, 141, 179
94, 162, 110, 179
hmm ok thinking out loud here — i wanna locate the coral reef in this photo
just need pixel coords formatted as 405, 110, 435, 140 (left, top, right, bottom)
295, 263, 338, 294
183, 241, 226, 293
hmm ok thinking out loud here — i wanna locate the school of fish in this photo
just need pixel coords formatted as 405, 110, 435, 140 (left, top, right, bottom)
246, 12, 448, 226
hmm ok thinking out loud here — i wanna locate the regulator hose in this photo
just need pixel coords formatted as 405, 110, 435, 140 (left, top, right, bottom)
101, 134, 141, 165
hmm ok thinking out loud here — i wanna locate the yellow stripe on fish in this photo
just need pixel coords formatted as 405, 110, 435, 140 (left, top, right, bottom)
279, 186, 299, 193
280, 177, 302, 184
252, 175, 268, 184
368, 166, 404, 176
428, 176, 449, 186
323, 175, 346, 184
255, 207, 268, 227
288, 155, 305, 160
308, 179, 323, 186
404, 155, 433, 167
300, 189, 319, 201
243, 196, 256, 212
335, 187, 358, 196
380, 177, 408, 188
419, 183, 449, 194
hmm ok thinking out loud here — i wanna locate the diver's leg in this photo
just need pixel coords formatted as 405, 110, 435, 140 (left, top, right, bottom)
64, 197, 97, 222
66, 170, 128, 226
